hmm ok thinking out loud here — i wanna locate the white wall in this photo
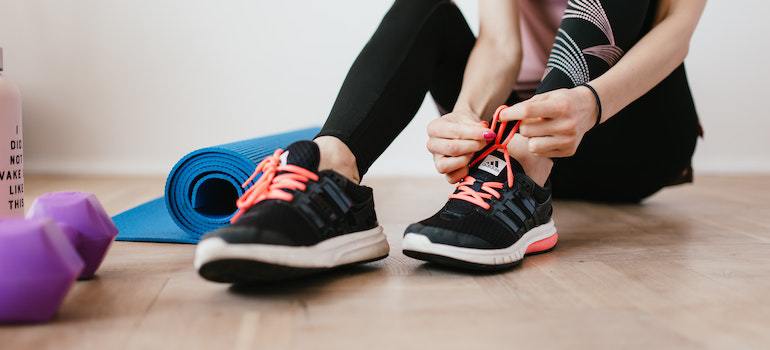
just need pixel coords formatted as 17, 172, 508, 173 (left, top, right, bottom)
0, 0, 767, 177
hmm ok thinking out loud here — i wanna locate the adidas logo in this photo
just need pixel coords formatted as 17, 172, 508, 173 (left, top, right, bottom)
477, 153, 506, 176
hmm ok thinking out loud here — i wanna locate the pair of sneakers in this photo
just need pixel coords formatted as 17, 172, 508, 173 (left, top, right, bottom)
194, 107, 557, 283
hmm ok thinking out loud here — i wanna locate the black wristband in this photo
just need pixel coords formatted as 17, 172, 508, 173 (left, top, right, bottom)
580, 83, 602, 128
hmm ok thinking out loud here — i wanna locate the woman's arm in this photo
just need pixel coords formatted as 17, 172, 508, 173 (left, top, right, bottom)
501, 0, 706, 158
428, 0, 523, 182
453, 0, 523, 119
591, 0, 706, 121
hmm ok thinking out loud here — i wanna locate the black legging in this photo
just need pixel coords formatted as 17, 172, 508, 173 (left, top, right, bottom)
317, 0, 700, 202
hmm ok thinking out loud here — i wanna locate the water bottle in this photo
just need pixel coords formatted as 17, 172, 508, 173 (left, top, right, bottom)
0, 48, 24, 217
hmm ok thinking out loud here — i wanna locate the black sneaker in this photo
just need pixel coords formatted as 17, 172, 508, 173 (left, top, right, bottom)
194, 140, 389, 283
402, 106, 557, 270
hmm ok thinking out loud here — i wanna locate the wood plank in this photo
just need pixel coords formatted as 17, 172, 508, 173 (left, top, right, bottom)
0, 175, 769, 349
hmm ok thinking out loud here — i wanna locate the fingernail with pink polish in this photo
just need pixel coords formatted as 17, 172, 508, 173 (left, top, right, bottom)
483, 130, 496, 141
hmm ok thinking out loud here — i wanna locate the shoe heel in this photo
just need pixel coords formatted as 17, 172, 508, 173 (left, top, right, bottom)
525, 233, 558, 255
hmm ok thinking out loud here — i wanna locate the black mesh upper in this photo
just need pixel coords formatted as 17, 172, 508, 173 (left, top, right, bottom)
406, 156, 553, 250
202, 141, 379, 247
409, 204, 519, 248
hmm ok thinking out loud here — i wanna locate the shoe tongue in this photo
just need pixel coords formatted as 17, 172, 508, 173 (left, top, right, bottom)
281, 140, 320, 171
444, 149, 524, 214
467, 118, 523, 182
467, 149, 523, 183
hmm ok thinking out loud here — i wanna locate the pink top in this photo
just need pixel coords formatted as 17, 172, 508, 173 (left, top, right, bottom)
515, 0, 568, 93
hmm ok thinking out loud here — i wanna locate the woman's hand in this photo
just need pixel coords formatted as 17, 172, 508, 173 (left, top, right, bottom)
427, 111, 496, 183
500, 87, 598, 158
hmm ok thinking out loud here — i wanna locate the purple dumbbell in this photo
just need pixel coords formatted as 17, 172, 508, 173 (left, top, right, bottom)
26, 192, 118, 280
0, 218, 84, 323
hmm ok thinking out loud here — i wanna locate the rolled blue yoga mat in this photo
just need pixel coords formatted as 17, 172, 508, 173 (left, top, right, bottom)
113, 127, 320, 244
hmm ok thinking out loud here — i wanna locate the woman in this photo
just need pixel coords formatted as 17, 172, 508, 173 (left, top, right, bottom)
194, 0, 705, 282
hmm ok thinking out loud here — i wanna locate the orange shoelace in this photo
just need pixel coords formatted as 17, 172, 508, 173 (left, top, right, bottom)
448, 105, 522, 210
230, 149, 319, 223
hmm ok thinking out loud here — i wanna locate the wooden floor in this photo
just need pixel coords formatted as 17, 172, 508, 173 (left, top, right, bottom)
2, 174, 770, 349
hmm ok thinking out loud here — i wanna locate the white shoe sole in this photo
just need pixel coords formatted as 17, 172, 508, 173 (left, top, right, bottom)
194, 226, 389, 271
402, 220, 557, 269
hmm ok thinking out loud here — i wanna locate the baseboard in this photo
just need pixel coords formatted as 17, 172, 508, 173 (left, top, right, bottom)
22, 157, 770, 176
24, 158, 171, 176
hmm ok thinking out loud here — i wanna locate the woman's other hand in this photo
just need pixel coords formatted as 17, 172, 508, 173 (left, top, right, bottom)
500, 87, 598, 158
